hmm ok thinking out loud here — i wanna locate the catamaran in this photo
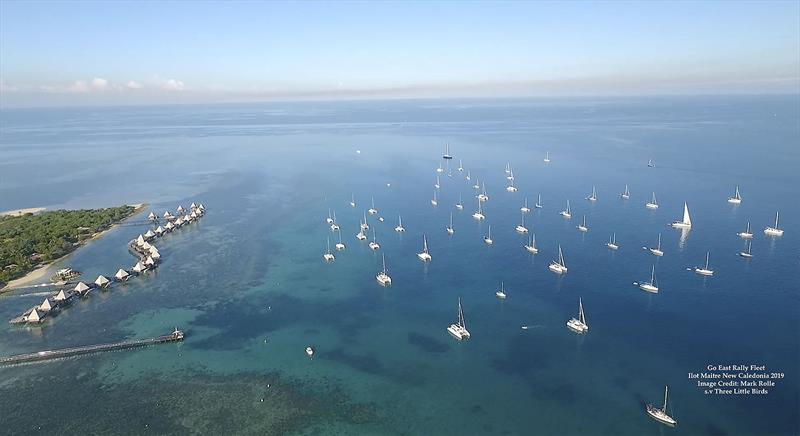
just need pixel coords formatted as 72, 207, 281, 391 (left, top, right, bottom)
506, 179, 518, 192
524, 234, 538, 253
473, 178, 480, 190
692, 251, 714, 276
737, 221, 753, 239
606, 233, 618, 250
521, 197, 530, 214
436, 162, 444, 173
323, 238, 335, 262
576, 215, 588, 232
447, 298, 471, 340
637, 265, 659, 293
330, 210, 339, 231
431, 190, 438, 206
368, 197, 378, 215
466, 170, 472, 181
443, 143, 453, 160
356, 228, 367, 240
484, 225, 493, 245
516, 212, 529, 234
727, 186, 742, 204
620, 185, 630, 200
479, 183, 489, 201
544, 151, 550, 163
739, 241, 754, 258
417, 234, 432, 262
586, 186, 597, 202
472, 199, 485, 220
566, 298, 588, 333
549, 245, 568, 274
446, 212, 455, 235
646, 386, 677, 427
350, 194, 356, 208
395, 215, 405, 232
507, 167, 514, 181
764, 211, 784, 236
670, 202, 692, 229
496, 282, 507, 299
376, 254, 392, 286
434, 175, 440, 190
560, 200, 572, 218
535, 193, 543, 209
647, 159, 655, 168
645, 192, 659, 209
456, 193, 464, 210
326, 208, 334, 224
369, 229, 381, 251
335, 231, 346, 251
361, 212, 369, 230
457, 159, 463, 172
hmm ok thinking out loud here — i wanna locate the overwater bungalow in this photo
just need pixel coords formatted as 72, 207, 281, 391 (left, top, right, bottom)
114, 269, 130, 281
148, 212, 157, 221
190, 202, 197, 209
141, 241, 153, 251
198, 203, 205, 211
176, 205, 185, 214
94, 275, 111, 288
164, 222, 175, 232
136, 234, 146, 246
155, 226, 165, 235
149, 247, 161, 260
144, 257, 156, 268
132, 262, 147, 274
39, 298, 54, 312
190, 211, 197, 219
144, 229, 156, 240
174, 217, 184, 227
74, 281, 91, 297
163, 211, 174, 220
26, 308, 44, 324
53, 289, 73, 302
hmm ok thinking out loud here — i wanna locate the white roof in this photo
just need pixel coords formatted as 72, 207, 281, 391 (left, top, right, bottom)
175, 218, 184, 226
198, 203, 205, 210
74, 282, 90, 292
165, 222, 175, 229
144, 230, 155, 238
54, 290, 68, 301
155, 226, 164, 233
137, 235, 146, 245
149, 246, 159, 254
145, 257, 155, 266
40, 298, 53, 311
27, 309, 41, 322
176, 205, 185, 212
132, 262, 146, 272
150, 251, 161, 260
95, 275, 110, 286
163, 211, 172, 218
148, 212, 156, 219
190, 202, 197, 208
141, 241, 152, 250
115, 268, 129, 279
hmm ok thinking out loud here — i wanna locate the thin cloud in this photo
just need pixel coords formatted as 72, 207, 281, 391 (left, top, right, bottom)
161, 78, 185, 91
125, 80, 143, 89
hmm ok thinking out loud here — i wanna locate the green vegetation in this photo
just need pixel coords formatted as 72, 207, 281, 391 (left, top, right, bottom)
0, 206, 137, 286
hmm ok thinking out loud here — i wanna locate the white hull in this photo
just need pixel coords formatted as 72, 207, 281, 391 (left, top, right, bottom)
417, 253, 432, 262
737, 232, 753, 239
323, 254, 335, 262
694, 268, 713, 276
368, 208, 378, 215
446, 227, 454, 235
515, 225, 528, 234
728, 198, 741, 204
356, 232, 367, 240
521, 207, 530, 213
472, 213, 485, 220
649, 248, 664, 257
646, 406, 677, 427
671, 222, 691, 229
495, 291, 506, 299
606, 243, 619, 250
506, 186, 517, 192
478, 194, 488, 201
621, 194, 630, 199
350, 202, 356, 207
739, 252, 753, 258
577, 225, 588, 232
376, 273, 392, 286
549, 263, 567, 274
639, 283, 658, 293
335, 243, 346, 251
566, 318, 588, 333
369, 242, 380, 250
483, 237, 493, 245
456, 204, 464, 210
560, 211, 571, 218
645, 203, 659, 209
525, 245, 538, 254
447, 324, 470, 340
431, 200, 438, 206
330, 224, 339, 231
306, 347, 314, 357
764, 227, 783, 236
395, 226, 405, 232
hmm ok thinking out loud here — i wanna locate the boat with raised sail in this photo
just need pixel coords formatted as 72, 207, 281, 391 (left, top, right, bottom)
524, 234, 538, 253
472, 177, 480, 190
646, 233, 664, 256
446, 212, 455, 235
692, 251, 714, 276
505, 162, 511, 174
764, 211, 784, 236
548, 245, 568, 274
586, 186, 597, 202
670, 202, 692, 229
323, 237, 335, 262
417, 234, 432, 262
368, 197, 378, 215
376, 254, 392, 286
521, 197, 530, 213
559, 200, 572, 218
495, 282, 507, 299
515, 212, 528, 234
395, 215, 405, 233
576, 215, 588, 232
566, 298, 588, 333
739, 241, 754, 258
431, 190, 438, 206
483, 225, 493, 245
472, 199, 485, 220
606, 233, 618, 250
465, 170, 471, 181
645, 192, 659, 209
369, 229, 381, 251
737, 221, 753, 239
728, 186, 742, 204
637, 265, 659, 293
534, 193, 543, 209
646, 386, 677, 427
455, 193, 464, 210
447, 298, 470, 340
620, 185, 630, 199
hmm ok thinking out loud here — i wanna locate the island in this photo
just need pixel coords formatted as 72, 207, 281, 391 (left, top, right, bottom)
0, 205, 142, 290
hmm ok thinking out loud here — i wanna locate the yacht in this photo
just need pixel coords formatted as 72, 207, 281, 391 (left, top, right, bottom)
515, 213, 529, 234
505, 162, 512, 174
764, 211, 784, 236
534, 193, 543, 209
478, 183, 489, 201
692, 251, 714, 276
521, 197, 530, 213
576, 215, 588, 232
507, 168, 514, 181
466, 170, 472, 181
443, 143, 453, 160
356, 228, 367, 240
457, 159, 464, 172
434, 175, 440, 190
559, 200, 572, 218
335, 230, 346, 251
496, 282, 507, 299
455, 193, 464, 210
645, 192, 659, 209
472, 199, 485, 220
395, 215, 405, 233
431, 190, 438, 206
647, 233, 664, 256
306, 346, 315, 358
739, 241, 754, 258
368, 197, 378, 215
369, 229, 381, 251
378, 216, 385, 222
524, 234, 538, 254
670, 202, 692, 229
436, 162, 444, 173
417, 234, 432, 262
646, 386, 677, 427
727, 186, 742, 204
506, 179, 518, 192
543, 151, 550, 163
637, 265, 659, 293
606, 233, 619, 250
447, 298, 471, 340
647, 159, 655, 168
483, 225, 493, 245
350, 194, 356, 208
323, 238, 335, 262
361, 212, 369, 230
326, 208, 334, 224
737, 221, 753, 239
472, 178, 481, 190
446, 212, 455, 235
620, 185, 630, 200
548, 245, 568, 274
566, 298, 588, 333
586, 186, 597, 202
376, 254, 392, 286
330, 211, 339, 231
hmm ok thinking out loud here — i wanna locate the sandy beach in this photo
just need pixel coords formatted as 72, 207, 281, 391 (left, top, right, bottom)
0, 207, 46, 217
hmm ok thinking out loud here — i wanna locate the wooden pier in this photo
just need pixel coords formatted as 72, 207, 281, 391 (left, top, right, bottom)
0, 329, 184, 366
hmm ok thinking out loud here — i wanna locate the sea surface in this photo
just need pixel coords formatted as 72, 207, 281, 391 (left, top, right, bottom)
0, 96, 798, 435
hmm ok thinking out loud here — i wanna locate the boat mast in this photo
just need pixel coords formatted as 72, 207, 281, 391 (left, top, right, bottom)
579, 298, 585, 324
663, 386, 669, 413
705, 252, 710, 270
423, 235, 428, 253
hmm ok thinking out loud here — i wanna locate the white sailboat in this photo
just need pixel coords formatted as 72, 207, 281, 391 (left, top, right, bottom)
505, 162, 511, 174
521, 197, 530, 214
496, 282, 507, 299
524, 234, 538, 254
443, 143, 453, 160
576, 215, 588, 232
455, 193, 464, 210
727, 186, 742, 204
646, 386, 677, 427
606, 233, 619, 250
356, 228, 367, 240
472, 177, 480, 190
323, 237, 335, 262
543, 151, 550, 163
326, 208, 334, 224
764, 211, 784, 236
692, 251, 714, 276
431, 190, 438, 206
417, 234, 432, 262
566, 298, 588, 333
335, 231, 346, 251
670, 202, 692, 229
368, 196, 378, 215
515, 212, 529, 234
586, 186, 597, 202
369, 229, 381, 251
549, 245, 568, 274
739, 241, 754, 258
637, 265, 659, 293
446, 212, 455, 235
737, 221, 753, 239
436, 162, 444, 173
507, 167, 514, 181
447, 298, 471, 340
457, 159, 464, 172
478, 183, 489, 201
645, 192, 659, 209
466, 170, 472, 181
376, 254, 392, 286
350, 194, 356, 208
505, 179, 518, 192
361, 212, 369, 230
434, 175, 440, 190
330, 210, 339, 231
535, 193, 543, 209
560, 200, 572, 218
472, 198, 485, 220
646, 233, 664, 256
483, 225, 493, 245
620, 185, 630, 200
647, 158, 655, 168
395, 215, 405, 233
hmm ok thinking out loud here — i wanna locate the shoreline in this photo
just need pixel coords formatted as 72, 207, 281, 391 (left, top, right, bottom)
0, 207, 47, 217
0, 204, 147, 293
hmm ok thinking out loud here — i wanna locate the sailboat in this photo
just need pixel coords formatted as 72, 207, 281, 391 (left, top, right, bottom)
326, 208, 334, 224
535, 193, 543, 209
361, 211, 369, 230
727, 186, 742, 204
356, 227, 367, 241
478, 183, 489, 201
505, 179, 518, 192
521, 197, 530, 214
606, 233, 619, 250
335, 231, 346, 251
637, 265, 659, 293
455, 193, 464, 210
323, 238, 335, 262
436, 162, 444, 173
543, 151, 550, 163
739, 241, 754, 258
505, 162, 511, 174
764, 211, 784, 236
447, 298, 471, 340
566, 298, 588, 333
620, 185, 630, 200
369, 229, 381, 251
368, 197, 378, 215
473, 178, 481, 190
330, 210, 339, 231
576, 215, 588, 232
376, 254, 392, 286
443, 143, 453, 160
457, 159, 464, 172
645, 192, 659, 209
515, 212, 529, 234
692, 251, 714, 276
431, 190, 438, 206
507, 168, 514, 181
670, 202, 692, 229
472, 198, 485, 220
586, 186, 597, 202
647, 158, 655, 168
395, 215, 405, 232
646, 386, 677, 427
548, 245, 568, 274
560, 200, 572, 218
524, 234, 538, 253
465, 170, 472, 181
483, 225, 493, 245
646, 233, 664, 256
496, 282, 507, 299
350, 194, 356, 208
737, 221, 753, 239
434, 175, 440, 189
446, 212, 455, 235
417, 234, 432, 262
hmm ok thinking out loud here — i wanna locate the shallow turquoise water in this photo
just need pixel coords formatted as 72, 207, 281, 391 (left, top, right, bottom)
0, 97, 798, 435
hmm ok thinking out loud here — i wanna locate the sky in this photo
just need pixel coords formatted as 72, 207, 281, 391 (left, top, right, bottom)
1, 0, 799, 107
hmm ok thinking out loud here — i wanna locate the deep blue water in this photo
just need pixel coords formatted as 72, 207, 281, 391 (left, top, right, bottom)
0, 96, 798, 435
